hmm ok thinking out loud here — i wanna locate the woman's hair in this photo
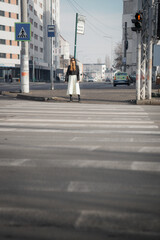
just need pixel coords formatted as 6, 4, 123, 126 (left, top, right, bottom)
70, 58, 76, 71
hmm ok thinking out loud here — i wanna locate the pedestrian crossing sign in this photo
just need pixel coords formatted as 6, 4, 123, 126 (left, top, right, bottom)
15, 22, 31, 41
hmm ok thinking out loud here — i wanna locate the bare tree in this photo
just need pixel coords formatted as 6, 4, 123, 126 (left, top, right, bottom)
114, 42, 122, 70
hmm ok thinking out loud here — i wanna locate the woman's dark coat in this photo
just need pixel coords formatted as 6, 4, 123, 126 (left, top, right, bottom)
65, 65, 80, 82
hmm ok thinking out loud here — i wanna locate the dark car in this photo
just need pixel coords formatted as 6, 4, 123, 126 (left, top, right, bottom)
129, 75, 136, 84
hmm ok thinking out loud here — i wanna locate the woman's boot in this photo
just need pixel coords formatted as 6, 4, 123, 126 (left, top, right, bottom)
78, 95, 81, 102
70, 95, 72, 102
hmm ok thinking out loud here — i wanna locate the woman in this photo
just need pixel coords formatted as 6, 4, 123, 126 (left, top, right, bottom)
65, 57, 80, 102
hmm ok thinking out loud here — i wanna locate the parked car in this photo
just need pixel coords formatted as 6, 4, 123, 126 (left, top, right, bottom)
129, 74, 136, 84
113, 72, 130, 86
105, 77, 111, 83
88, 77, 97, 82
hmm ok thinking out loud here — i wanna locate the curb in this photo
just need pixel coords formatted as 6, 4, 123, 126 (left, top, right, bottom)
17, 94, 48, 101
136, 99, 160, 105
16, 94, 67, 102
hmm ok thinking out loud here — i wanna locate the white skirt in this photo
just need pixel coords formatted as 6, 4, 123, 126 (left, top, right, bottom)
67, 75, 80, 95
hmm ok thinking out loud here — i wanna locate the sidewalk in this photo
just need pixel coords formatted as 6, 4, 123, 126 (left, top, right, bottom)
1, 88, 160, 105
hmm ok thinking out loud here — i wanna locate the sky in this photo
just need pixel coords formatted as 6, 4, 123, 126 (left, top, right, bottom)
60, 0, 123, 64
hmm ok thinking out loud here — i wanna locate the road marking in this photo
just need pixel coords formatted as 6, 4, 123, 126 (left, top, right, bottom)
0, 159, 31, 166
0, 127, 160, 134
139, 147, 160, 153
0, 159, 159, 172
0, 123, 158, 129
6, 119, 154, 124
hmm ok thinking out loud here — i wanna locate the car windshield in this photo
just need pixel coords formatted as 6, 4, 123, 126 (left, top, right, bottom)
116, 73, 127, 76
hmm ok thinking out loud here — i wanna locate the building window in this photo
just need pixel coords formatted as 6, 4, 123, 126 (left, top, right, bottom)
9, 12, 11, 18
40, 48, 43, 53
30, 18, 33, 24
0, 53, 6, 58
16, 0, 18, 5
40, 36, 43, 42
0, 10, 5, 17
10, 40, 12, 45
8, 0, 11, 3
0, 39, 6, 44
40, 25, 43, 31
9, 26, 12, 32
34, 10, 37, 16
0, 25, 5, 31
34, 34, 38, 40
0, 0, 5, 2
34, 46, 38, 51
17, 14, 19, 19
34, 22, 38, 28
30, 43, 33, 49
29, 5, 33, 11
10, 54, 12, 59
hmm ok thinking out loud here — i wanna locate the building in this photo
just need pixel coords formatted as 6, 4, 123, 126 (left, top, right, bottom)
83, 63, 106, 81
0, 0, 60, 81
0, 0, 20, 81
59, 34, 70, 78
122, 0, 139, 75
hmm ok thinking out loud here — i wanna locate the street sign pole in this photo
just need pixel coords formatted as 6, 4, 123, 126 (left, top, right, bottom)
20, 0, 29, 93
50, 0, 54, 90
74, 13, 78, 59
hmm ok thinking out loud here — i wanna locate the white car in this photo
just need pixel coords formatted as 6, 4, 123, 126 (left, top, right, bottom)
88, 77, 97, 82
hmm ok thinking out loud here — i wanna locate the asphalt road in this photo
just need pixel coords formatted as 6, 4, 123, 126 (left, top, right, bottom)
0, 98, 160, 240
0, 81, 136, 92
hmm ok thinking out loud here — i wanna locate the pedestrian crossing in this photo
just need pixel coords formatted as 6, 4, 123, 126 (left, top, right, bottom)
0, 101, 160, 167
0, 101, 160, 238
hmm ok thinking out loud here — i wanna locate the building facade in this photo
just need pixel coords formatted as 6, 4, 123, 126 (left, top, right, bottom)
0, 0, 61, 81
83, 63, 106, 81
0, 0, 20, 80
122, 0, 139, 75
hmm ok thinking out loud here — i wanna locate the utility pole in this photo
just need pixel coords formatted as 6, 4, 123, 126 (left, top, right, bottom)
50, 0, 54, 90
136, 32, 141, 101
20, 0, 29, 93
74, 13, 78, 59
147, 0, 154, 99
124, 22, 127, 72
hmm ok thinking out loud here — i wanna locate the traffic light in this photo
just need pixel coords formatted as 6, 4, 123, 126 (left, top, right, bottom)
131, 12, 142, 32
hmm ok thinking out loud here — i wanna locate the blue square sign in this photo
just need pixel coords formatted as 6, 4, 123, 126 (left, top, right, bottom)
15, 22, 31, 41
48, 25, 55, 37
